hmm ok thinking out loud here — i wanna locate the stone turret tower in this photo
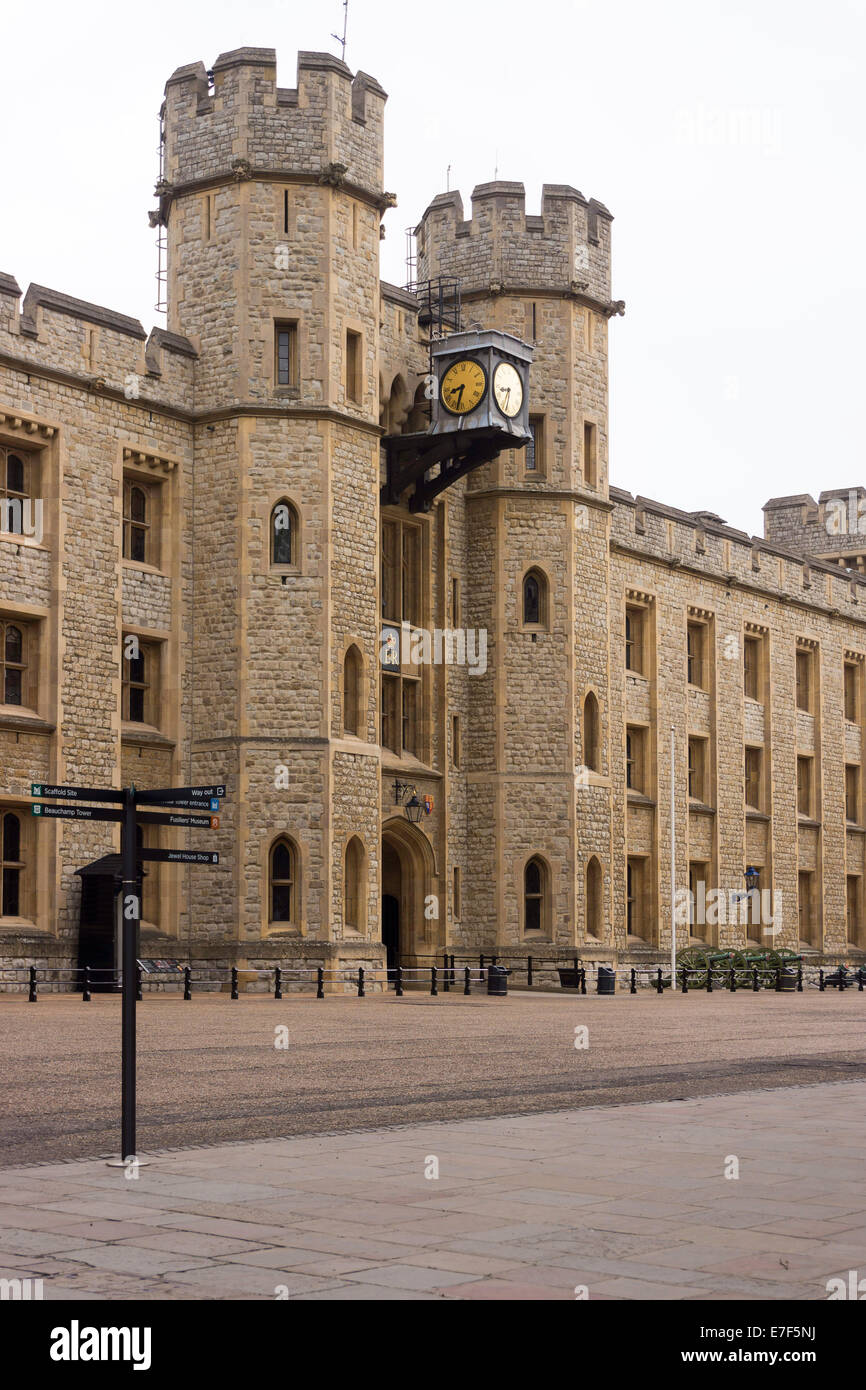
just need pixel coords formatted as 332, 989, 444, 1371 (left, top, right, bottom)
159, 49, 390, 954
417, 183, 622, 951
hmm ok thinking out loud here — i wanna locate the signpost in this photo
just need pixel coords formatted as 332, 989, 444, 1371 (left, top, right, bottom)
32, 804, 123, 822
30, 777, 225, 1164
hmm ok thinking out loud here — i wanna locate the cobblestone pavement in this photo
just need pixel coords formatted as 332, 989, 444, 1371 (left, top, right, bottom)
1, 990, 865, 1163
1, 1080, 864, 1300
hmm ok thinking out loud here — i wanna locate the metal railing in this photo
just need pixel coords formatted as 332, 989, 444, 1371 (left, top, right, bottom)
3, 961, 864, 1001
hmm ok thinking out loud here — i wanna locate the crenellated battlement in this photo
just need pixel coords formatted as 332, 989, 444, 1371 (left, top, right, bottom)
0, 275, 196, 412
161, 48, 388, 204
416, 182, 617, 311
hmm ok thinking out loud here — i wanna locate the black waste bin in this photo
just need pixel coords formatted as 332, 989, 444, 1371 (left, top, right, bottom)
776, 968, 797, 993
487, 965, 511, 997
597, 965, 615, 995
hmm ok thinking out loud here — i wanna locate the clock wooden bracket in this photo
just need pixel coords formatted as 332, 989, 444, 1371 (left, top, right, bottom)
381, 425, 525, 513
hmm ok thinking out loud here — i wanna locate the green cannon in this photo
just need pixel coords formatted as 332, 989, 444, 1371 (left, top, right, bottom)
677, 946, 801, 989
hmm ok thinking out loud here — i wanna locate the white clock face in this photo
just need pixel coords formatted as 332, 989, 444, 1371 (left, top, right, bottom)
493, 361, 523, 419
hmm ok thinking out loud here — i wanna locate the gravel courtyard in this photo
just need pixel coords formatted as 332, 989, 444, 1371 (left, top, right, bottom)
1, 988, 864, 1165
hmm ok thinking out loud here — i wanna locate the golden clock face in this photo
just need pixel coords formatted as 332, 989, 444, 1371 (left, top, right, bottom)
492, 361, 523, 418
440, 358, 487, 415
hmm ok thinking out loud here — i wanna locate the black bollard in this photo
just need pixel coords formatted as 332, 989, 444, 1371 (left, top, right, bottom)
527, 956, 533, 988
656, 967, 663, 995
681, 968, 689, 994
707, 966, 713, 993
230, 966, 238, 1000
464, 965, 471, 996
82, 965, 91, 1003
752, 967, 759, 993
28, 965, 37, 1002
580, 967, 587, 996
860, 971, 864, 993
729, 967, 736, 993
443, 950, 449, 992
774, 967, 781, 993
431, 966, 438, 997
316, 966, 324, 999
274, 967, 282, 1001
358, 967, 365, 998
395, 964, 403, 998
797, 965, 803, 993
136, 966, 143, 1002
819, 969, 825, 993
630, 968, 636, 995
183, 966, 192, 1001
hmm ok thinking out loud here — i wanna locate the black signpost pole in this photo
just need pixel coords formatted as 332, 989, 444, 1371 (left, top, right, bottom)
120, 784, 138, 1162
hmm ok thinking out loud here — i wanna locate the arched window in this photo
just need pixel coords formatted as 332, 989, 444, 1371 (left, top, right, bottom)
270, 501, 298, 568
2, 623, 25, 706
343, 645, 363, 736
524, 855, 548, 934
270, 838, 297, 923
583, 692, 600, 771
522, 569, 548, 627
0, 811, 23, 916
345, 836, 366, 932
6, 454, 25, 497
123, 481, 149, 563
586, 857, 603, 939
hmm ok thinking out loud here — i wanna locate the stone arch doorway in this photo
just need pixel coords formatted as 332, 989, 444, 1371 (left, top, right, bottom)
381, 817, 437, 967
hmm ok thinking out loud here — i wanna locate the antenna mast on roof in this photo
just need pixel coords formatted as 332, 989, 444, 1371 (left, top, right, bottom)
332, 1, 349, 62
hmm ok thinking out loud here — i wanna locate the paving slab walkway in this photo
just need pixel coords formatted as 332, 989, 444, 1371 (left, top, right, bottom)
1, 1079, 864, 1300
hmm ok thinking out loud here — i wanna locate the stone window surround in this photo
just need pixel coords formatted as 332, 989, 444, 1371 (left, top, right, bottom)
520, 564, 551, 631
262, 833, 306, 938
0, 606, 44, 721
522, 852, 552, 938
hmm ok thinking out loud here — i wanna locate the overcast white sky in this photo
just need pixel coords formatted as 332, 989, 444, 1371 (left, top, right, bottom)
2, 0, 864, 536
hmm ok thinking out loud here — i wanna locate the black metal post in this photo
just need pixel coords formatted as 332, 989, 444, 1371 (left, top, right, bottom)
183, 966, 192, 1001
752, 967, 759, 993
580, 967, 587, 996
230, 966, 239, 1000
316, 966, 324, 999
819, 968, 825, 993
797, 965, 803, 993
395, 964, 403, 997
681, 967, 689, 994
121, 784, 138, 1162
527, 955, 533, 988
431, 966, 438, 996
274, 967, 282, 1000
136, 966, 143, 1002
774, 967, 781, 993
729, 966, 736, 992
656, 967, 663, 995
707, 966, 713, 993
442, 950, 449, 992
358, 966, 365, 997
82, 965, 91, 1003
464, 965, 471, 996
28, 965, 37, 1002
630, 968, 636, 995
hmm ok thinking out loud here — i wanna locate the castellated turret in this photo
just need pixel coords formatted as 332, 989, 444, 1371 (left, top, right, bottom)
158, 49, 390, 410
416, 183, 614, 310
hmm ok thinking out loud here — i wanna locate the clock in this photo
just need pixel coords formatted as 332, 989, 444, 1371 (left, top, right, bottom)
492, 361, 523, 419
440, 358, 487, 416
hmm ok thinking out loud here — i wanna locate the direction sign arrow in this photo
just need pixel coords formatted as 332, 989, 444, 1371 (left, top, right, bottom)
136, 811, 219, 829
32, 803, 123, 822
135, 785, 226, 804
136, 796, 220, 812
139, 849, 220, 865
31, 783, 125, 803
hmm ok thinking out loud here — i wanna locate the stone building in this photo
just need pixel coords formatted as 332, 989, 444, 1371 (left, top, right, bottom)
1, 47, 864, 988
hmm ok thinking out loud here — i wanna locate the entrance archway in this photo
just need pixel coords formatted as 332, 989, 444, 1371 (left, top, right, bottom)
381, 818, 437, 967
